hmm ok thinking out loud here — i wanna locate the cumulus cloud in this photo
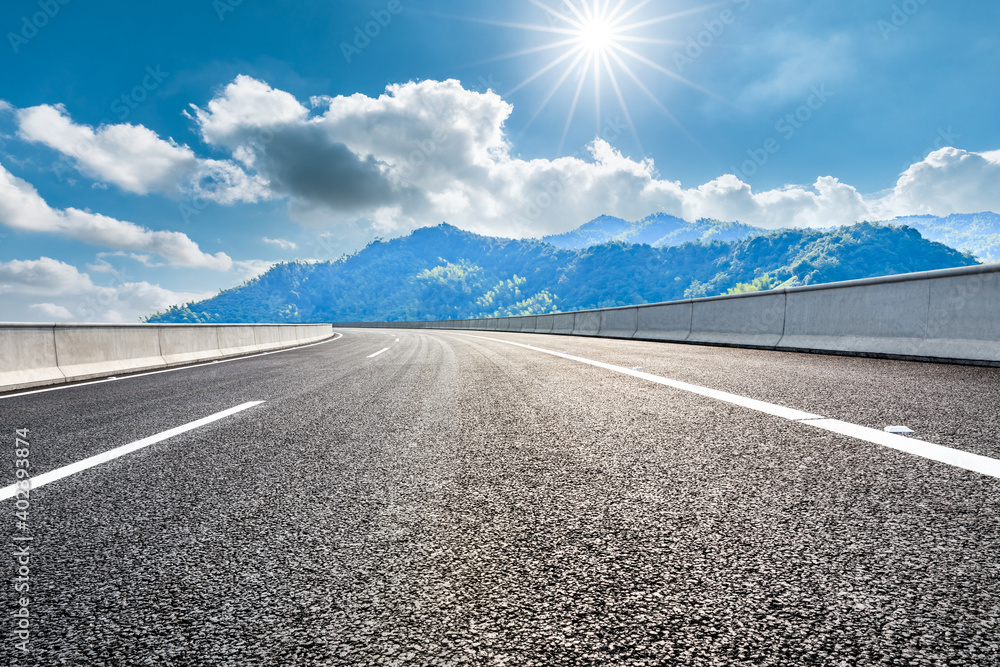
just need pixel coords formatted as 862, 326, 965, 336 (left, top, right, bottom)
0, 162, 233, 270
13, 77, 1000, 245
188, 75, 309, 147
873, 147, 1000, 218
180, 76, 999, 240
258, 124, 398, 211
0, 257, 210, 322
29, 303, 73, 319
15, 103, 268, 203
0, 256, 93, 294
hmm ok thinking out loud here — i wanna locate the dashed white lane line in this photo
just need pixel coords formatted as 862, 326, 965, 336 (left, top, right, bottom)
0, 333, 343, 401
457, 334, 1000, 480
367, 347, 392, 359
0, 402, 265, 502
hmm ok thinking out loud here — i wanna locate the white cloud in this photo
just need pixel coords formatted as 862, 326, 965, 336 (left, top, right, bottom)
29, 303, 73, 319
0, 256, 94, 294
87, 258, 119, 274
0, 257, 210, 323
0, 162, 233, 270
15, 103, 268, 203
873, 147, 1000, 218
262, 237, 297, 250
16, 77, 998, 246
188, 74, 309, 148
233, 259, 278, 281
183, 76, 999, 239
105, 281, 210, 322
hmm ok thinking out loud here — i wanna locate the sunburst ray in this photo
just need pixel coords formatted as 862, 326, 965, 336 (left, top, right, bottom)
467, 0, 734, 155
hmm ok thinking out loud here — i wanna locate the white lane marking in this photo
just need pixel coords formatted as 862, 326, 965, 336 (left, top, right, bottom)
367, 347, 391, 359
804, 419, 1000, 479
0, 333, 342, 401
0, 402, 265, 502
467, 336, 821, 420
456, 334, 1000, 480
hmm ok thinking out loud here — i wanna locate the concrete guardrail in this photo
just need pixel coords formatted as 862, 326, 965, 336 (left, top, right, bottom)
0, 323, 334, 393
334, 264, 1000, 366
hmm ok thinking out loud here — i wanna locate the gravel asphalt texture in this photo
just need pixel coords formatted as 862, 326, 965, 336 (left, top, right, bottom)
1, 329, 998, 666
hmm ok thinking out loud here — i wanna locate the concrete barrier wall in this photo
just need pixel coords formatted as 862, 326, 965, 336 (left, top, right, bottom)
923, 269, 1000, 362
253, 325, 285, 351
159, 326, 222, 366
58, 325, 165, 382
331, 263, 1000, 366
536, 314, 555, 334
778, 280, 928, 356
634, 302, 692, 342
279, 326, 301, 343
776, 266, 1000, 363
689, 292, 786, 348
599, 307, 638, 339
573, 311, 602, 337
0, 325, 64, 390
218, 326, 259, 357
0, 323, 334, 393
552, 313, 576, 335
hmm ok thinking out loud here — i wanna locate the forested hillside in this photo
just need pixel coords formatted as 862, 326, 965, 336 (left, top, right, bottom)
891, 212, 1000, 262
147, 222, 978, 324
541, 213, 765, 249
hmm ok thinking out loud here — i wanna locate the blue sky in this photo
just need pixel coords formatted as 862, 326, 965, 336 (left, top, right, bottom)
1, 0, 999, 321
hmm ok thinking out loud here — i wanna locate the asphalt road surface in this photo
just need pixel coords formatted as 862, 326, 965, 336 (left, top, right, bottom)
2, 329, 999, 666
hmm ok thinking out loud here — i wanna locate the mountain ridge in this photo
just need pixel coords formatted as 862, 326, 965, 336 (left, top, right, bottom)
541, 213, 766, 249
888, 212, 1000, 262
147, 221, 980, 324
542, 211, 1000, 262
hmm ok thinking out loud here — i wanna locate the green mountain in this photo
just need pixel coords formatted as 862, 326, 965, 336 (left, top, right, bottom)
147, 222, 979, 324
541, 213, 765, 249
889, 213, 1000, 262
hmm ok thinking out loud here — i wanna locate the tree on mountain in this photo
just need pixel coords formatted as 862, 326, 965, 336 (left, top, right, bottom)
726, 274, 775, 295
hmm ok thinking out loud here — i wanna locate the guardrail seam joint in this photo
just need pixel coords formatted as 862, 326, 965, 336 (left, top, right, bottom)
50, 324, 61, 370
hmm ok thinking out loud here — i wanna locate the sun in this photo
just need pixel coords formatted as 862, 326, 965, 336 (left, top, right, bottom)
578, 17, 618, 54
464, 0, 724, 155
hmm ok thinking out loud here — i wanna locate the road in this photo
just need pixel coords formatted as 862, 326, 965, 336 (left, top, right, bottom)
1, 329, 999, 666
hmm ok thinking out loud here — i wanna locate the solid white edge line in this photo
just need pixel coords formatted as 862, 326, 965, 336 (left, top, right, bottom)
0, 401, 265, 502
0, 333, 343, 401
367, 347, 392, 359
802, 419, 1000, 479
453, 333, 1000, 480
